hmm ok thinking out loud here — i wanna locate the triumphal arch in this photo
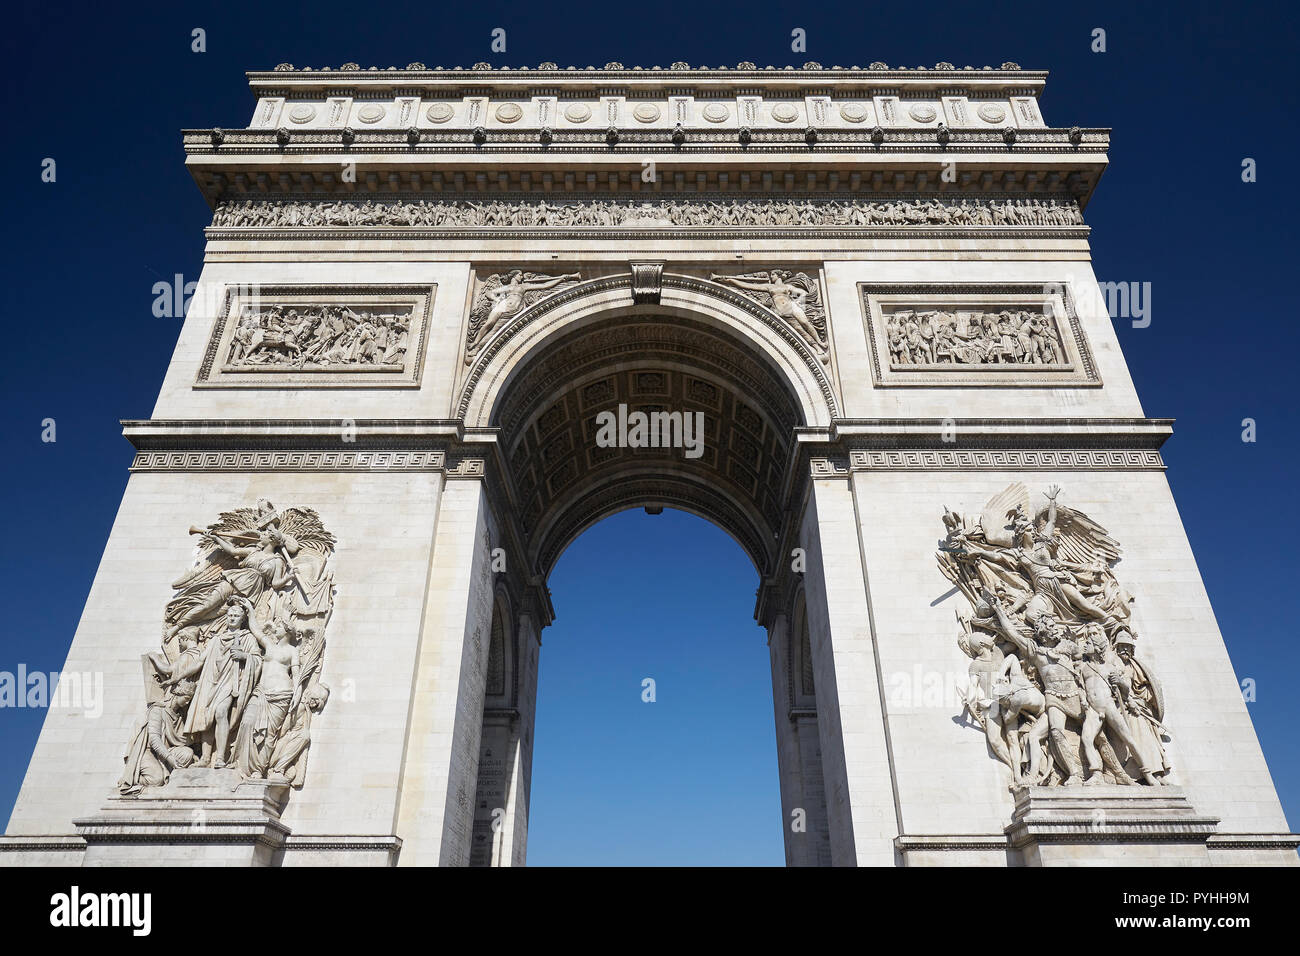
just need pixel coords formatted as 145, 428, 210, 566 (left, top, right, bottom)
4, 60, 1296, 867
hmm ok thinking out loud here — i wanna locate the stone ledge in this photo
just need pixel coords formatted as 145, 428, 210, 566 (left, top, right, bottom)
1005, 785, 1220, 865
0, 834, 86, 852
895, 833, 1009, 850
72, 768, 294, 866
1207, 833, 1300, 850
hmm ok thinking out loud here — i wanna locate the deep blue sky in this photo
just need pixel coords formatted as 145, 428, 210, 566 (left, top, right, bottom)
2, 1, 1296, 862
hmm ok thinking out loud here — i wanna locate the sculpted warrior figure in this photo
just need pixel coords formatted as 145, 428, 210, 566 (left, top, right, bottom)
1076, 624, 1161, 785
1113, 631, 1170, 779
956, 486, 1115, 628
984, 596, 1085, 785
938, 484, 1166, 788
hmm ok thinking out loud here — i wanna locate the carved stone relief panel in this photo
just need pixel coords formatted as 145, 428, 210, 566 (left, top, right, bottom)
711, 270, 828, 362
859, 284, 1099, 387
938, 483, 1170, 788
117, 500, 337, 794
196, 284, 434, 388
210, 196, 1084, 230
464, 271, 582, 363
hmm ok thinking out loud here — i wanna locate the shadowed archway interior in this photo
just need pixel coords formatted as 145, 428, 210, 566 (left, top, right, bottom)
493, 311, 805, 579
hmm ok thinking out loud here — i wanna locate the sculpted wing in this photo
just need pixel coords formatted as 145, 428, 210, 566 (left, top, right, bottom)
277, 507, 337, 556
787, 272, 827, 338
979, 482, 1029, 547
163, 507, 261, 629
465, 274, 507, 346
1049, 505, 1122, 566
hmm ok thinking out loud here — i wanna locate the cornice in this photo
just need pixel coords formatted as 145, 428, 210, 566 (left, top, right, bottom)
247, 65, 1048, 97
184, 127, 1107, 161
121, 418, 1172, 453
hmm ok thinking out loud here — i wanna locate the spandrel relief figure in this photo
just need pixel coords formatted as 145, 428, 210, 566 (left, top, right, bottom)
465, 271, 581, 362
116, 499, 337, 792
938, 483, 1170, 788
711, 270, 828, 362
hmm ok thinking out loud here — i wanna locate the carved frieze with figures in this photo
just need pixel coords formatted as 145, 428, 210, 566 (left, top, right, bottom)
210, 196, 1084, 230
196, 284, 434, 388
860, 284, 1099, 387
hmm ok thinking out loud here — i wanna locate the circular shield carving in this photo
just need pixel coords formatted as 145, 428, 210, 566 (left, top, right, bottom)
771, 103, 798, 123
425, 103, 454, 123
288, 105, 316, 124
564, 103, 592, 122
357, 104, 386, 124
978, 104, 1006, 123
702, 103, 730, 123
908, 104, 937, 123
839, 103, 868, 123
495, 102, 523, 123
633, 103, 661, 123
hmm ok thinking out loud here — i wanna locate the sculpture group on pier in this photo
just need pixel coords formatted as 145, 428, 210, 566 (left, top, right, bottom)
118, 500, 336, 793
939, 483, 1169, 788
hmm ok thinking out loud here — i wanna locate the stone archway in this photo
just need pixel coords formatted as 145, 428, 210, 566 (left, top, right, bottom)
450, 271, 843, 865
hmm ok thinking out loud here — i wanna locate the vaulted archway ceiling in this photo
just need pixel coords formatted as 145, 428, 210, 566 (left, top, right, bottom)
494, 313, 803, 577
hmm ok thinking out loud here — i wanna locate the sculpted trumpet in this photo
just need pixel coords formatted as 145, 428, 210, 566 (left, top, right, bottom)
188, 525, 259, 540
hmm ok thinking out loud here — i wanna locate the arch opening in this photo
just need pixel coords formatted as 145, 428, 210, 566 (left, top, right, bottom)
525, 508, 784, 865
488, 307, 810, 580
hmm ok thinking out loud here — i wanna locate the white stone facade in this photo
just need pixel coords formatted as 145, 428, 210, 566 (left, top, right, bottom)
2, 61, 1294, 866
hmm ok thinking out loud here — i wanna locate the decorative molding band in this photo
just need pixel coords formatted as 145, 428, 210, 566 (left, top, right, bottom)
1206, 833, 1300, 850
894, 834, 1012, 852
847, 449, 1165, 471
188, 130, 1102, 158
204, 226, 1091, 243
129, 450, 447, 472
446, 455, 487, 478
282, 835, 404, 852
1006, 820, 1220, 845
0, 836, 86, 852
809, 456, 851, 478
